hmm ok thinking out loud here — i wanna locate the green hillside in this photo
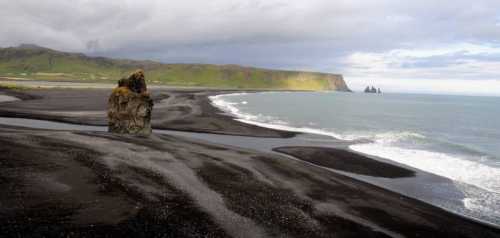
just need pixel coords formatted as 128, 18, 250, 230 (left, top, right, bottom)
0, 44, 350, 91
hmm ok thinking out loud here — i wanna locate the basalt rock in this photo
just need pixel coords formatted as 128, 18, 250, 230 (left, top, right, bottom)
118, 69, 147, 93
364, 85, 381, 94
108, 70, 153, 135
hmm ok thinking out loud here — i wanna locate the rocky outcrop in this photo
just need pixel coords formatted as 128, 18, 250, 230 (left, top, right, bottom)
108, 70, 153, 135
364, 86, 381, 94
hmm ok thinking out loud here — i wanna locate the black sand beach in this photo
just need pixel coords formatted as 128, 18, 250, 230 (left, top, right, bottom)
0, 87, 295, 137
1, 85, 499, 237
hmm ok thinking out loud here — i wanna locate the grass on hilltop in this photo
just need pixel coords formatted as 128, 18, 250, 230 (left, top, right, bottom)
0, 45, 348, 91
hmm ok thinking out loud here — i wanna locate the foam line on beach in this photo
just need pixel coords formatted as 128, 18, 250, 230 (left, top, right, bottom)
351, 143, 500, 193
0, 95, 20, 102
210, 93, 346, 139
210, 94, 430, 143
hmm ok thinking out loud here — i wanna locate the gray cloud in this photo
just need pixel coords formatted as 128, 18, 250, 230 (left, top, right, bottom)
2, 0, 500, 94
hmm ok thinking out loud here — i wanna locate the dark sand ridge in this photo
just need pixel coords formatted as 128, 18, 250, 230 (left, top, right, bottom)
1, 86, 500, 237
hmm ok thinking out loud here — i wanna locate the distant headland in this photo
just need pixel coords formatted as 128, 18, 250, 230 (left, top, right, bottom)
0, 44, 351, 92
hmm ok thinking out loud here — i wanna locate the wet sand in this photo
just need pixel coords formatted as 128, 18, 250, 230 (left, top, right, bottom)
274, 147, 416, 178
0, 85, 499, 237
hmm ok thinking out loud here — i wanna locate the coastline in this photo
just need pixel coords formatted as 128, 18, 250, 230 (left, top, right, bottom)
1, 85, 499, 237
210, 91, 500, 227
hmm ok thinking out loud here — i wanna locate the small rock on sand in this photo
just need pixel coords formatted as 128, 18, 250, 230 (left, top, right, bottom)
107, 70, 153, 135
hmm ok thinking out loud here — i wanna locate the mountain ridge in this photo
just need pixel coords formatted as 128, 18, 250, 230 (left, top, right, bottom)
0, 44, 350, 91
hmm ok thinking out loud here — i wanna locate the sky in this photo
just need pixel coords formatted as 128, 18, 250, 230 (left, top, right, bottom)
1, 0, 500, 95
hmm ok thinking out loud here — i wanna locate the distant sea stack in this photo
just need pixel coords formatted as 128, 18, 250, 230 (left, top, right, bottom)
364, 86, 381, 94
108, 70, 153, 136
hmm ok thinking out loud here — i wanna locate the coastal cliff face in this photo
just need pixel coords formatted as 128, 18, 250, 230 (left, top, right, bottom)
0, 45, 351, 91
327, 75, 350, 91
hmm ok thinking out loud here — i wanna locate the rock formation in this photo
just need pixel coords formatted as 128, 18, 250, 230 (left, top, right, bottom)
108, 70, 153, 135
364, 85, 381, 94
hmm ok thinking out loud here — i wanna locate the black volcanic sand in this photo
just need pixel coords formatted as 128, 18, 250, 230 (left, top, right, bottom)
0, 87, 295, 138
0, 86, 499, 237
1, 126, 499, 237
274, 147, 415, 178
0, 86, 41, 100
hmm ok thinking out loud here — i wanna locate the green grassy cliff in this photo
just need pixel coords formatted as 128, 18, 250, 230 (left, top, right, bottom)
0, 44, 350, 91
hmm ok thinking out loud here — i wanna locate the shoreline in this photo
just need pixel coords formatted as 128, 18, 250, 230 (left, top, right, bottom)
209, 91, 500, 227
1, 85, 499, 236
208, 91, 350, 140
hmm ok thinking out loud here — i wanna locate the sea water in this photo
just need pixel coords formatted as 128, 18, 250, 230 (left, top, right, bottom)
210, 91, 500, 225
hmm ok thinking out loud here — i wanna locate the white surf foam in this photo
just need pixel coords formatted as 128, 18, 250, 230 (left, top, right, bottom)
210, 94, 347, 139
210, 94, 429, 142
0, 95, 20, 102
350, 143, 500, 194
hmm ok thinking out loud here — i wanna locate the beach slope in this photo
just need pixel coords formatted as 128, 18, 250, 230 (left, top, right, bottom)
0, 86, 499, 237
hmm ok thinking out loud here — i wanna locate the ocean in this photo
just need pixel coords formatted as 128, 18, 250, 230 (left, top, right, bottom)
210, 91, 500, 225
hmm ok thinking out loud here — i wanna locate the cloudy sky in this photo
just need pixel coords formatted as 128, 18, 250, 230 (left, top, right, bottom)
2, 0, 500, 95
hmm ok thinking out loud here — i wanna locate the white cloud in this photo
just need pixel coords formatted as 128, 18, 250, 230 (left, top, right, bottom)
348, 77, 500, 96
2, 0, 500, 52
342, 43, 500, 95
2, 0, 500, 95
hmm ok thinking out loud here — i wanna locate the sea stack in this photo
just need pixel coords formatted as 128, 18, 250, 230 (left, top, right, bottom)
364, 85, 381, 94
107, 69, 153, 136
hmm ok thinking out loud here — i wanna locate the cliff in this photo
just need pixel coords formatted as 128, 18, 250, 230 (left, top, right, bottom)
0, 44, 350, 91
327, 74, 350, 91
